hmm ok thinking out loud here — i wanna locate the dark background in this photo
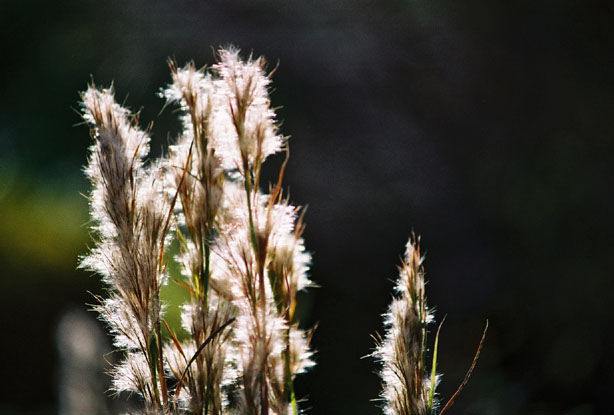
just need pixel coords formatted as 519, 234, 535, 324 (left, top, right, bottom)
1, 1, 613, 414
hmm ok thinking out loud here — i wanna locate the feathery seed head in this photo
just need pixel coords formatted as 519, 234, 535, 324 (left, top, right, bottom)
81, 84, 171, 409
212, 49, 284, 174
374, 237, 436, 415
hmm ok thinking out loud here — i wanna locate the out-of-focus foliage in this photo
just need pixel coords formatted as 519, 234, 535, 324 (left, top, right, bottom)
0, 180, 86, 273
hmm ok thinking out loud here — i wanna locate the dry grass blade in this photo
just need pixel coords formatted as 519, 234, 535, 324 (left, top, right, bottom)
158, 139, 195, 272
162, 319, 185, 357
439, 320, 489, 415
174, 317, 236, 403
268, 147, 290, 209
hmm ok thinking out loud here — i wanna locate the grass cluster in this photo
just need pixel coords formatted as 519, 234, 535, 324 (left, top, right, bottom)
79, 47, 484, 415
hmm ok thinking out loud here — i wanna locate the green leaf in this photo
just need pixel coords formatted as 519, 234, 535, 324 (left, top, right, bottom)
428, 316, 446, 413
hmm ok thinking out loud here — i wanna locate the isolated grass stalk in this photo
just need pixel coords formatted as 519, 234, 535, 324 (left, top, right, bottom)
374, 237, 437, 415
373, 237, 487, 415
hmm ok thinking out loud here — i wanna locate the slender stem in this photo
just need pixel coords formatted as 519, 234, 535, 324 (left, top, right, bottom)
156, 320, 169, 409
244, 171, 259, 255
283, 327, 297, 415
201, 236, 211, 299
204, 374, 213, 415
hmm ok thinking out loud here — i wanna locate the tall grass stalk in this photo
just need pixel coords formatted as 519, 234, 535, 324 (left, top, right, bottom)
372, 237, 487, 415
372, 237, 437, 415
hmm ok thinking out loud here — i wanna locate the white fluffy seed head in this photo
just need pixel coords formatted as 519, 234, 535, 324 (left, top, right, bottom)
112, 352, 154, 397
81, 85, 171, 407
374, 238, 435, 415
211, 48, 284, 173
81, 86, 151, 240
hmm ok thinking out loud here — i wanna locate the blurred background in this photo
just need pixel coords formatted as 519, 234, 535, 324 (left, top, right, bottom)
1, 1, 613, 414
